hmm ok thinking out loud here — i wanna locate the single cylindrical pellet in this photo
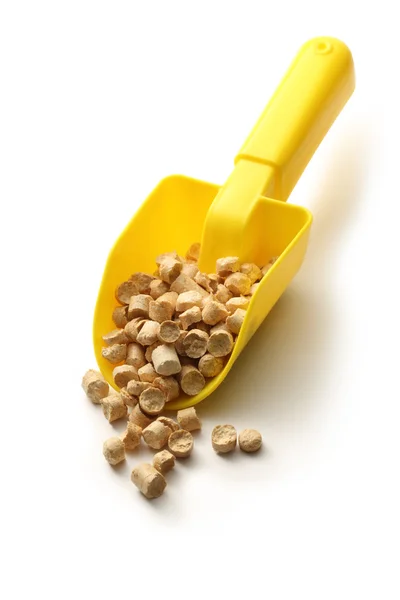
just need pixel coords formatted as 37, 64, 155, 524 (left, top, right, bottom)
121, 422, 142, 451
226, 308, 246, 335
139, 386, 166, 415
112, 305, 128, 328
149, 279, 170, 300
179, 306, 202, 330
207, 330, 234, 357
240, 262, 262, 284
202, 300, 229, 326
177, 407, 202, 432
103, 437, 126, 465
136, 320, 160, 346
101, 393, 128, 422
142, 421, 172, 450
101, 344, 127, 364
211, 424, 237, 453
152, 344, 181, 376
102, 328, 129, 345
183, 329, 209, 358
216, 256, 240, 278
131, 463, 167, 499
138, 363, 157, 383
129, 404, 153, 429
130, 272, 155, 294
128, 294, 152, 319
153, 450, 176, 474
82, 369, 109, 404
178, 365, 205, 396
158, 257, 183, 284
176, 290, 203, 312
198, 354, 225, 378
158, 320, 181, 343
239, 429, 262, 453
168, 429, 194, 458
224, 273, 251, 296
112, 364, 139, 388
115, 280, 138, 304
126, 343, 146, 369
127, 380, 151, 397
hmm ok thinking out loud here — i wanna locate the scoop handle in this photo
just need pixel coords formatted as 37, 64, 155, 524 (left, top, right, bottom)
235, 37, 355, 201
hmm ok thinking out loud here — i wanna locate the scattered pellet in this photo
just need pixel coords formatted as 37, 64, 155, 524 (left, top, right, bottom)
179, 306, 202, 330
157, 416, 180, 432
240, 262, 262, 284
176, 290, 203, 312
113, 364, 139, 388
198, 354, 225, 378
195, 271, 217, 293
153, 376, 180, 402
153, 450, 176, 474
136, 320, 160, 346
149, 278, 170, 300
124, 317, 146, 342
102, 328, 129, 345
211, 424, 237, 453
226, 308, 246, 335
239, 429, 262, 453
142, 420, 172, 450
130, 272, 155, 294
215, 284, 232, 304
177, 407, 202, 432
170, 273, 208, 297
168, 429, 194, 458
101, 393, 128, 422
149, 291, 178, 323
207, 330, 234, 357
101, 344, 127, 364
186, 242, 200, 262
226, 296, 250, 313
138, 363, 157, 383
216, 256, 240, 278
128, 294, 152, 319
202, 300, 229, 326
131, 463, 167, 499
103, 437, 125, 465
158, 256, 183, 284
139, 386, 166, 415
126, 342, 146, 369
224, 272, 252, 296
82, 369, 109, 404
178, 365, 206, 395
112, 305, 128, 328
181, 262, 199, 279
175, 330, 188, 356
127, 379, 151, 397
115, 280, 138, 304
183, 329, 209, 358
145, 341, 163, 362
120, 386, 138, 407
121, 422, 142, 451
158, 320, 181, 343
152, 344, 181, 376
129, 404, 153, 429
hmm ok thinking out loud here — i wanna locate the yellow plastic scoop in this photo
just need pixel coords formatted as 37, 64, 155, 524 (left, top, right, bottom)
93, 37, 355, 410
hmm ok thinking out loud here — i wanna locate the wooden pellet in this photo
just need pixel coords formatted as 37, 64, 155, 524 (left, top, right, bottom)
112, 364, 139, 388
179, 306, 202, 330
128, 294, 152, 319
120, 386, 138, 408
177, 407, 202, 432
130, 272, 155, 294
152, 344, 181, 376
101, 393, 128, 422
153, 376, 180, 402
115, 280, 138, 304
158, 256, 183, 284
181, 263, 199, 279
207, 330, 234, 357
168, 429, 194, 458
121, 422, 142, 451
226, 296, 250, 313
198, 354, 225, 378
142, 420, 172, 450
139, 386, 166, 415
226, 308, 246, 335
202, 300, 229, 326
149, 279, 170, 300
215, 284, 232, 304
124, 317, 146, 341
216, 256, 240, 278
126, 342, 146, 369
131, 463, 167, 499
103, 437, 125, 465
149, 291, 178, 323
157, 416, 180, 432
178, 365, 206, 395
186, 242, 200, 262
101, 344, 127, 364
224, 272, 252, 296
240, 262, 262, 284
170, 273, 208, 297
102, 328, 129, 345
112, 305, 128, 328
195, 271, 217, 293
158, 320, 181, 343
127, 380, 151, 397
211, 424, 237, 453
156, 251, 181, 265
138, 363, 157, 383
153, 450, 176, 474
239, 429, 262, 453
129, 404, 153, 429
183, 329, 209, 358
136, 320, 160, 346
176, 290, 203, 312
145, 341, 162, 362
82, 369, 109, 404
174, 330, 188, 356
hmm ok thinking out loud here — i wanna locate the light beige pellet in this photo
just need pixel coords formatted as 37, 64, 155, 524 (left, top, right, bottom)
239, 429, 262, 453
177, 407, 202, 432
153, 450, 176, 474
126, 342, 146, 369
226, 308, 246, 335
261, 256, 278, 276
101, 393, 128, 422
149, 291, 178, 323
158, 320, 181, 343
179, 306, 202, 329
129, 404, 153, 429
240, 262, 262, 284
128, 294, 152, 319
207, 330, 234, 357
131, 463, 167, 499
152, 344, 181, 376
112, 364, 139, 388
127, 379, 151, 397
183, 329, 209, 358
121, 422, 142, 451
202, 300, 229, 326
149, 278, 170, 300
224, 272, 252, 296
249, 283, 259, 295
120, 386, 138, 408
102, 328, 129, 345
178, 365, 205, 396
216, 256, 240, 278
103, 437, 126, 465
124, 317, 146, 342
198, 354, 225, 378
186, 242, 201, 262
112, 305, 128, 328
139, 386, 166, 415
176, 290, 203, 312
153, 376, 180, 401
157, 416, 180, 432
195, 271, 217, 293
211, 424, 237, 453
158, 256, 183, 284
145, 341, 162, 362
168, 429, 194, 458
82, 369, 109, 404
130, 272, 155, 294
174, 330, 188, 356
170, 273, 208, 297
226, 296, 250, 313
142, 420, 172, 450
101, 344, 127, 364
215, 284, 232, 304
138, 363, 157, 383
115, 279, 138, 304
181, 262, 199, 279
155, 251, 181, 265
136, 320, 160, 346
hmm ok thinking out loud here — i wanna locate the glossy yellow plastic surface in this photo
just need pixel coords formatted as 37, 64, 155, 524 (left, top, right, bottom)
94, 37, 355, 409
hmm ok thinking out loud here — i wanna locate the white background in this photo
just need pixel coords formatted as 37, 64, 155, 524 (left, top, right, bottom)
1, 1, 399, 598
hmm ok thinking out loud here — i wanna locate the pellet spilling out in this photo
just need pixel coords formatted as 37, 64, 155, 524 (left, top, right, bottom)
131, 463, 167, 499
238, 429, 262, 453
82, 370, 109, 404
153, 450, 176, 474
103, 437, 126, 465
168, 429, 194, 458
211, 424, 237, 453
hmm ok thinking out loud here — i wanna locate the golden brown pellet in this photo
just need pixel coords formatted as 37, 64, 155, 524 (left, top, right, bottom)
102, 328, 129, 345
207, 330, 234, 357
130, 272, 155, 294
226, 308, 246, 335
168, 429, 194, 458
82, 369, 109, 404
126, 342, 146, 369
156, 251, 181, 265
215, 284, 232, 304
136, 320, 160, 346
121, 422, 142, 451
101, 393, 128, 422
153, 450, 176, 474
120, 386, 138, 407
153, 376, 180, 402
211, 424, 237, 453
112, 305, 128, 328
216, 256, 240, 278
176, 290, 203, 312
149, 291, 178, 323
128, 294, 152, 319
139, 386, 166, 415
202, 300, 229, 326
145, 341, 162, 362
178, 365, 206, 395
194, 271, 217, 293
103, 437, 125, 465
158, 256, 183, 284
249, 283, 259, 295
101, 344, 127, 364
129, 404, 153, 429
175, 330, 188, 356
181, 262, 199, 279
131, 463, 167, 499
177, 407, 202, 431
115, 280, 138, 304
224, 272, 252, 296
158, 320, 181, 343
127, 379, 151, 397
152, 344, 181, 376
112, 364, 139, 388
226, 296, 250, 313
149, 278, 170, 300
198, 354, 225, 378
124, 317, 146, 341
170, 273, 208, 297
157, 416, 180, 432
142, 420, 172, 450
183, 329, 209, 358
240, 262, 262, 284
179, 306, 202, 330
138, 363, 157, 383
239, 429, 262, 453
186, 242, 201, 262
